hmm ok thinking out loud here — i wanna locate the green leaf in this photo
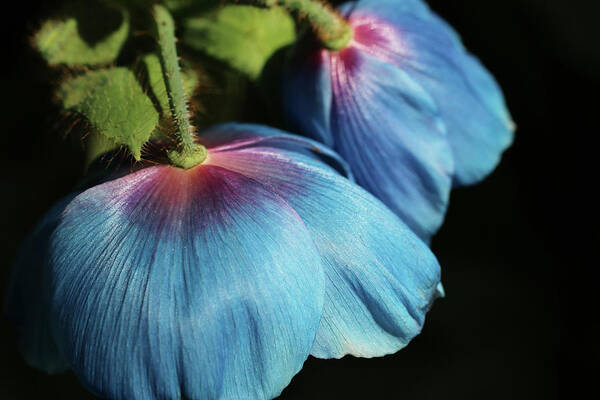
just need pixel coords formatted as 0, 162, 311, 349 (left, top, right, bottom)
195, 60, 250, 127
34, 3, 130, 66
85, 132, 119, 166
111, 0, 215, 13
164, 0, 203, 12
182, 5, 296, 80
58, 68, 159, 159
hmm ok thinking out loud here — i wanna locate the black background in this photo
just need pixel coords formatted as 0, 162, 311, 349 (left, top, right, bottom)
1, 1, 597, 399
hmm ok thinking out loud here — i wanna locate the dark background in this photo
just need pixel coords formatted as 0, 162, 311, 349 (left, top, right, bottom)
1, 0, 597, 399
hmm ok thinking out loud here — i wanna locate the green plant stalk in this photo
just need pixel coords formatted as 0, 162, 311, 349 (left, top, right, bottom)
255, 0, 352, 50
153, 4, 206, 169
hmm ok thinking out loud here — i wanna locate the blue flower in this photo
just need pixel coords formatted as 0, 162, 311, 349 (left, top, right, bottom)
5, 124, 442, 399
283, 0, 515, 241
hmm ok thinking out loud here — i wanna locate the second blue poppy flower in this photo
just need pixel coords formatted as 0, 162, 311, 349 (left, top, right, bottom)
283, 0, 515, 241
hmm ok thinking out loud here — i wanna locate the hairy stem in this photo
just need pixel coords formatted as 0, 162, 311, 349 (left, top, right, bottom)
153, 4, 206, 168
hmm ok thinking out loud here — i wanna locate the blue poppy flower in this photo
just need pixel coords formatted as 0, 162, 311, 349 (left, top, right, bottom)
5, 124, 442, 399
283, 0, 515, 241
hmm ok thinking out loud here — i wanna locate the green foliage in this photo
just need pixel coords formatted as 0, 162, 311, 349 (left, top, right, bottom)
34, 3, 130, 67
58, 68, 159, 160
182, 5, 296, 80
164, 0, 204, 12
109, 0, 216, 13
85, 132, 120, 166
32, 1, 300, 165
195, 60, 250, 127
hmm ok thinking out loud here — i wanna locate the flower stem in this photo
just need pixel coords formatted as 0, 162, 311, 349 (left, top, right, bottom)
153, 4, 206, 169
256, 0, 352, 50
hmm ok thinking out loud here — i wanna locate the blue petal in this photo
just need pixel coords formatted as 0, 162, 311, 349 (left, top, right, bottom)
283, 26, 455, 242
208, 131, 442, 359
200, 122, 353, 180
283, 41, 334, 146
4, 197, 74, 374
352, 3, 515, 185
339, 0, 431, 19
444, 53, 515, 185
328, 50, 454, 241
47, 165, 324, 400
